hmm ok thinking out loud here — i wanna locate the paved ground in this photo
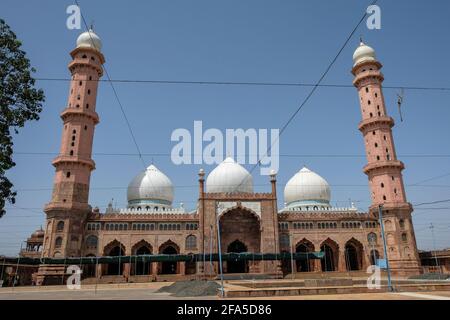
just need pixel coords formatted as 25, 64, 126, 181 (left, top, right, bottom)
1, 282, 450, 300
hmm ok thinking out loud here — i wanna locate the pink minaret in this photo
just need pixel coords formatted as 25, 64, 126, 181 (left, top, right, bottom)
41, 29, 104, 260
352, 41, 420, 275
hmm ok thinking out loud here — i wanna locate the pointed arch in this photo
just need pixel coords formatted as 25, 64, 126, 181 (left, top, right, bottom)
345, 237, 364, 271
159, 239, 180, 254
132, 239, 153, 255
158, 239, 180, 275
219, 205, 261, 222
131, 240, 153, 276
103, 239, 126, 276
103, 239, 126, 256
295, 238, 315, 272
320, 238, 339, 272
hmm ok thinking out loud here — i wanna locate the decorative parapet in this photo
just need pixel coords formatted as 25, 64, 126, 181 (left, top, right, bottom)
278, 206, 371, 220
202, 192, 274, 200
88, 209, 198, 221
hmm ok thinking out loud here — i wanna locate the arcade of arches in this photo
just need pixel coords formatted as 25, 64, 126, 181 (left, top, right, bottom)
85, 235, 374, 279
280, 237, 373, 275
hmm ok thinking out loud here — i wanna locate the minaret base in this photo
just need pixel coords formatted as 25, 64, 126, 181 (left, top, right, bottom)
35, 265, 67, 286
389, 260, 422, 277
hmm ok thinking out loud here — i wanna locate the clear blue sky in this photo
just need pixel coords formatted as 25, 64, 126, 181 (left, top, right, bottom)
1, 0, 449, 255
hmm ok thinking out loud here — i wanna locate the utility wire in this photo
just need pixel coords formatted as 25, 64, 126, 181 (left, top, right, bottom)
413, 198, 450, 207
233, 0, 379, 192
34, 77, 450, 92
74, 0, 145, 169
9, 183, 450, 193
13, 151, 450, 158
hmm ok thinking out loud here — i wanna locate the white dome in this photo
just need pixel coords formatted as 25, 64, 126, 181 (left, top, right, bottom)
353, 41, 376, 66
206, 157, 253, 193
284, 167, 331, 208
127, 164, 174, 207
76, 29, 102, 51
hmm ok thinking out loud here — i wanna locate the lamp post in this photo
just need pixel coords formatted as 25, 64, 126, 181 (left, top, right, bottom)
378, 205, 393, 292
216, 205, 225, 298
290, 233, 295, 279
430, 223, 440, 273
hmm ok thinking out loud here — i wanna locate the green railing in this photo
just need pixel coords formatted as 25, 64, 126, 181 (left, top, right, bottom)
2, 252, 324, 265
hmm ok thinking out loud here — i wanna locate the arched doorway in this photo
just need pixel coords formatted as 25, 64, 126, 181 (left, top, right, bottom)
104, 241, 125, 276
219, 208, 261, 274
370, 249, 380, 266
132, 240, 153, 276
159, 240, 179, 274
185, 253, 197, 275
320, 238, 338, 272
227, 240, 248, 273
345, 238, 364, 271
296, 239, 315, 272
83, 254, 96, 278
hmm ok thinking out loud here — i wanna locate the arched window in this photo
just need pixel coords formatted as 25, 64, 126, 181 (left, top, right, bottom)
86, 235, 98, 249
367, 232, 377, 245
185, 235, 197, 250
401, 233, 408, 242
55, 237, 63, 248
56, 221, 64, 232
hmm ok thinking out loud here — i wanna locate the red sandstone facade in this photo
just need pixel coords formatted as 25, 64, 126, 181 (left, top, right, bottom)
29, 33, 421, 285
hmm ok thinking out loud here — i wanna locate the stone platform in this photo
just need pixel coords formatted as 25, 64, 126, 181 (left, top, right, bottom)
221, 278, 450, 298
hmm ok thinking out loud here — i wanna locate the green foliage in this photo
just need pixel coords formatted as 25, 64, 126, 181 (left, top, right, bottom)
0, 19, 45, 217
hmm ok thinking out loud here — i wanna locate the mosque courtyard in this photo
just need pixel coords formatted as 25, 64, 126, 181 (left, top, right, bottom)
1, 281, 449, 300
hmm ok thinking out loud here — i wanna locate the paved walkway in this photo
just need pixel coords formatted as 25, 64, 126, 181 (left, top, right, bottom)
1, 282, 450, 300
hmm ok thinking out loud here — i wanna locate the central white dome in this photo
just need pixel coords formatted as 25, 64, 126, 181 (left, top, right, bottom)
206, 157, 253, 193
284, 167, 331, 208
127, 164, 174, 207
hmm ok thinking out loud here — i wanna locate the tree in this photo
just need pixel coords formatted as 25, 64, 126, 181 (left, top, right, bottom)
0, 19, 45, 218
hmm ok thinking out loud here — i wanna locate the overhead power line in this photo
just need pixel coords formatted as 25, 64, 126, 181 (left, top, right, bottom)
414, 198, 450, 207
233, 0, 377, 192
74, 0, 145, 169
34, 77, 450, 92
13, 151, 450, 158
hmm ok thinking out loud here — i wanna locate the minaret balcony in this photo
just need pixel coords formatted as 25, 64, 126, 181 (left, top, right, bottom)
368, 202, 413, 215
68, 60, 103, 76
52, 156, 95, 171
358, 116, 394, 133
363, 160, 404, 175
44, 201, 92, 215
60, 108, 99, 124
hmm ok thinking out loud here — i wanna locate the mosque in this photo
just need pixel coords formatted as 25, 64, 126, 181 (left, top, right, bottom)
19, 29, 421, 285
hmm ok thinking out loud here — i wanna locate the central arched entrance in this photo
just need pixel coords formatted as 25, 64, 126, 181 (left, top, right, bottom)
159, 240, 179, 274
219, 208, 261, 274
227, 240, 248, 273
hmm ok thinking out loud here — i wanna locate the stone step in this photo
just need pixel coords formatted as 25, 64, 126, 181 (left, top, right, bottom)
223, 282, 450, 298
